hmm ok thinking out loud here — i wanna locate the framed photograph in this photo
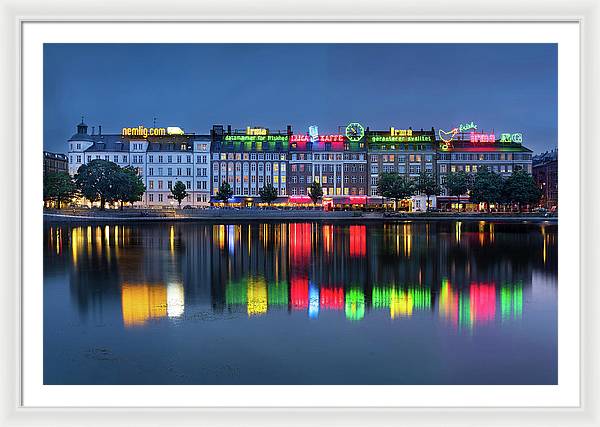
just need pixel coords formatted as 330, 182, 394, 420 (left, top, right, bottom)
1, 0, 599, 426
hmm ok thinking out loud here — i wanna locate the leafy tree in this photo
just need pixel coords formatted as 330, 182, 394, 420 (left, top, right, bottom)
114, 166, 146, 209
470, 167, 504, 212
216, 181, 233, 205
171, 180, 188, 208
445, 170, 469, 211
308, 181, 323, 207
416, 172, 440, 210
391, 175, 416, 210
75, 159, 120, 209
43, 172, 77, 209
502, 169, 542, 212
259, 183, 278, 206
376, 173, 415, 211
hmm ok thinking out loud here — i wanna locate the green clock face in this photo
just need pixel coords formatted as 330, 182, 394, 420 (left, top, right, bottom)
345, 122, 365, 142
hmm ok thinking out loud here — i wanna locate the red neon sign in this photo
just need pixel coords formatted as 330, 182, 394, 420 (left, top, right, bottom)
290, 134, 344, 143
470, 132, 496, 143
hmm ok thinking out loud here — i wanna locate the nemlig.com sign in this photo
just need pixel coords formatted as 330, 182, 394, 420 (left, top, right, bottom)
122, 126, 167, 137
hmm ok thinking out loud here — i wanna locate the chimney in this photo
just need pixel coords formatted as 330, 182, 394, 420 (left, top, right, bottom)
227, 125, 232, 134
287, 125, 292, 135
366, 126, 370, 132
92, 126, 95, 135
98, 125, 102, 135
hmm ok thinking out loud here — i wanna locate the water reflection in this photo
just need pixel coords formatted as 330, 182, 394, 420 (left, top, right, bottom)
44, 221, 556, 330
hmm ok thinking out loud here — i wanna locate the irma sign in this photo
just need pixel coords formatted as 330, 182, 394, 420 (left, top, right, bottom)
371, 127, 433, 143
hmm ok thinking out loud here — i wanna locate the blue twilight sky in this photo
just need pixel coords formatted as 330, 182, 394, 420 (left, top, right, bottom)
43, 43, 557, 155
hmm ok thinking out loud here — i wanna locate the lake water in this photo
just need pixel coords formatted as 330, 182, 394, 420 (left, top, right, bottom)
43, 220, 557, 385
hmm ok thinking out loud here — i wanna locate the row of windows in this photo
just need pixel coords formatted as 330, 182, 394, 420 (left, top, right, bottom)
289, 175, 366, 185
290, 153, 366, 161
371, 164, 433, 174
370, 154, 433, 163
213, 187, 287, 196
439, 164, 531, 174
213, 175, 286, 185
290, 187, 365, 196
148, 193, 210, 203
70, 143, 209, 152
213, 152, 287, 161
289, 163, 366, 173
438, 153, 531, 161
146, 167, 208, 177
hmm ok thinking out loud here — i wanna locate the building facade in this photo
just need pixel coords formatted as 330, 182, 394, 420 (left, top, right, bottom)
366, 127, 437, 210
288, 127, 368, 208
67, 121, 212, 207
209, 125, 290, 205
66, 120, 538, 210
435, 128, 533, 210
532, 149, 558, 210
44, 151, 68, 175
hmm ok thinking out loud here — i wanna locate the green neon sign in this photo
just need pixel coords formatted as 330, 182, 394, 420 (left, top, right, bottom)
224, 135, 289, 142
345, 122, 365, 142
371, 135, 432, 143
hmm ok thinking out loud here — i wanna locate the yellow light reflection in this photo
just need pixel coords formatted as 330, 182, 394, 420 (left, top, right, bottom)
121, 283, 167, 327
390, 289, 414, 318
169, 225, 175, 255
455, 221, 462, 243
247, 277, 267, 316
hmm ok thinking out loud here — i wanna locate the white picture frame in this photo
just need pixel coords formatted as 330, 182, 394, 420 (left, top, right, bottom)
1, 0, 599, 425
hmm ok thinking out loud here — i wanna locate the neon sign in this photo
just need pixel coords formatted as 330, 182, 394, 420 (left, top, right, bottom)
246, 127, 267, 135
122, 126, 167, 137
345, 122, 365, 142
224, 135, 288, 142
459, 121, 477, 132
470, 132, 496, 143
309, 125, 319, 142
290, 134, 344, 143
500, 133, 523, 143
438, 127, 458, 151
371, 135, 432, 143
390, 127, 412, 136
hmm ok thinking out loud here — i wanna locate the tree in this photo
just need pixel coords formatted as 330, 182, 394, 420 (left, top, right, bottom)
308, 181, 323, 207
470, 167, 504, 212
390, 175, 416, 211
376, 173, 415, 211
259, 183, 278, 206
416, 172, 440, 210
502, 169, 542, 212
445, 170, 469, 211
216, 181, 233, 205
75, 159, 121, 209
171, 180, 188, 208
43, 172, 77, 209
114, 166, 146, 209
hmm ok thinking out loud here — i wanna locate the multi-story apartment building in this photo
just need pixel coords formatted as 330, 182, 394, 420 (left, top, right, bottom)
67, 121, 212, 207
532, 149, 558, 210
435, 128, 533, 210
66, 120, 538, 211
44, 151, 68, 176
288, 126, 367, 207
366, 127, 437, 210
209, 125, 290, 205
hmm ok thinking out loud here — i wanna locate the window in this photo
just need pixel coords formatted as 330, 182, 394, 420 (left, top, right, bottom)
149, 168, 153, 176
76, 155, 81, 163
123, 155, 128, 162
149, 194, 154, 202
168, 155, 172, 163
186, 168, 191, 176
177, 155, 181, 163
113, 155, 118, 163
158, 181, 163, 189
158, 194, 163, 202
149, 180, 154, 190
186, 181, 191, 189
168, 168, 172, 176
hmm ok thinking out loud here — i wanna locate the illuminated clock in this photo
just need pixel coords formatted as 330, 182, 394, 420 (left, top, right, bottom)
345, 122, 365, 142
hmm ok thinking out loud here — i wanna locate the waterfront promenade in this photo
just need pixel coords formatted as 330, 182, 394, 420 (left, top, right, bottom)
43, 208, 557, 223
